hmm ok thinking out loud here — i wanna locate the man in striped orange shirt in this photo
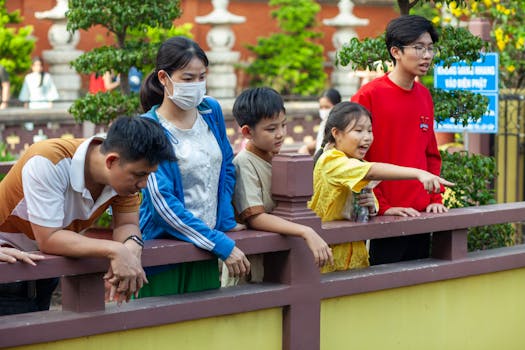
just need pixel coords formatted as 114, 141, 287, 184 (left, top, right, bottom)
0, 116, 174, 315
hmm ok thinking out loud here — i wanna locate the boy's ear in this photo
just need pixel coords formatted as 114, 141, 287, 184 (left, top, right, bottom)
240, 125, 253, 139
390, 46, 401, 61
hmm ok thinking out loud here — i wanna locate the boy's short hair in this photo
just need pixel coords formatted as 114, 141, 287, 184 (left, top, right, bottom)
232, 87, 286, 128
385, 15, 439, 61
101, 116, 175, 165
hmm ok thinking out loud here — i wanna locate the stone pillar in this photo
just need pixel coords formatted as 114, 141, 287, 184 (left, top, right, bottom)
323, 0, 368, 99
468, 17, 492, 41
196, 0, 245, 99
466, 17, 492, 155
35, 0, 83, 107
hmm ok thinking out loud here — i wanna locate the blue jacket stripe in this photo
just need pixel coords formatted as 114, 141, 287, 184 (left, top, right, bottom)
147, 173, 215, 251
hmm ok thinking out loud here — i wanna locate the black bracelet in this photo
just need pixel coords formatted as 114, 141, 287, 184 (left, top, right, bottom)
123, 235, 144, 248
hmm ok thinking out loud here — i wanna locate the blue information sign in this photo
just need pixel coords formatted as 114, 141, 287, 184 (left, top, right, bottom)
434, 52, 499, 133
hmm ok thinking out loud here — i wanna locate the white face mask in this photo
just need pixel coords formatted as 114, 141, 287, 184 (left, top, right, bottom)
165, 74, 206, 110
319, 108, 331, 121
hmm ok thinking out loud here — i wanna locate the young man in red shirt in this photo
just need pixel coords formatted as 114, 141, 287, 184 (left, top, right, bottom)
352, 15, 446, 265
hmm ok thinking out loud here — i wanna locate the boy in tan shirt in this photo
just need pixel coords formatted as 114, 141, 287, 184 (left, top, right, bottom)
224, 87, 333, 285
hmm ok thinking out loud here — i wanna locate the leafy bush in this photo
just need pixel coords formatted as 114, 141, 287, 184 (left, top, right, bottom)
0, 141, 16, 182
245, 0, 326, 96
67, 0, 185, 123
0, 0, 35, 95
440, 150, 515, 251
427, 0, 525, 90
429, 87, 489, 127
0, 142, 16, 162
68, 90, 141, 125
93, 210, 112, 228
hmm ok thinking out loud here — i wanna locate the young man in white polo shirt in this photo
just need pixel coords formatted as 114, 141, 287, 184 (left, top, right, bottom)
0, 116, 175, 315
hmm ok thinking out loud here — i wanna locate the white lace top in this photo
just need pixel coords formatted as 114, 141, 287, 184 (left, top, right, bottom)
158, 113, 222, 229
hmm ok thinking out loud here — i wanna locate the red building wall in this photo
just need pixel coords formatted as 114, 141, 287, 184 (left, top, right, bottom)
6, 0, 398, 89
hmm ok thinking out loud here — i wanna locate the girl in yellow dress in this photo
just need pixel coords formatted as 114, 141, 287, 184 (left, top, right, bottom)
308, 102, 453, 273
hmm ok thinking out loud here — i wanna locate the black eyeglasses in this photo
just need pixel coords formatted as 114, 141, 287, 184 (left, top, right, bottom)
401, 45, 438, 57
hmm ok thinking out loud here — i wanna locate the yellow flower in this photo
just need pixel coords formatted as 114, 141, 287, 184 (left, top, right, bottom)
435, 2, 443, 9
496, 4, 508, 14
471, 2, 478, 12
443, 17, 452, 24
497, 39, 506, 51
451, 8, 463, 17
449, 1, 457, 9
494, 27, 504, 40
483, 0, 492, 7
432, 16, 440, 25
507, 65, 515, 73
516, 37, 525, 50
443, 188, 463, 208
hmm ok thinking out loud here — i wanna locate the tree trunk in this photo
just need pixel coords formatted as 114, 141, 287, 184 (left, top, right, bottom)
397, 0, 421, 15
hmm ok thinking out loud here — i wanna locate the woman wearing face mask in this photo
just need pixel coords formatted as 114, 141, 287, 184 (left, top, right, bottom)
138, 36, 250, 297
298, 88, 341, 156
316, 88, 342, 152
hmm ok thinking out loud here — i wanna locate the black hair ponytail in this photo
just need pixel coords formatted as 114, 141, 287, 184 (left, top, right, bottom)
313, 102, 372, 166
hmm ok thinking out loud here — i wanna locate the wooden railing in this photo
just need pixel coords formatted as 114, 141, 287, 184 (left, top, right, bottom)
1, 154, 525, 349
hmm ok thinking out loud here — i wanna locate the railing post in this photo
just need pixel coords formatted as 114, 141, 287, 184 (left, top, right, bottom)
61, 273, 105, 312
431, 229, 468, 260
270, 153, 322, 350
271, 153, 322, 231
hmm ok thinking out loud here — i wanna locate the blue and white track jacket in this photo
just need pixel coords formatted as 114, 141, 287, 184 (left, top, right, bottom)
140, 97, 237, 260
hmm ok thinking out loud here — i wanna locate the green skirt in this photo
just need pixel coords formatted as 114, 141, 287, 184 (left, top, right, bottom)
137, 259, 220, 298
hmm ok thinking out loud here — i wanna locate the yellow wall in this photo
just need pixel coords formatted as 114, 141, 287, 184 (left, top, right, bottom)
496, 94, 524, 203
321, 268, 525, 350
9, 308, 282, 350
10, 269, 525, 350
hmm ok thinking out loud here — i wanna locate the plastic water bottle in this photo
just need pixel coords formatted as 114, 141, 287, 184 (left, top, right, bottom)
355, 188, 370, 223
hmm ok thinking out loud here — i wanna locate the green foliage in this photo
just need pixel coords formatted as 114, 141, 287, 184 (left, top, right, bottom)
70, 43, 157, 77
337, 25, 489, 127
430, 88, 489, 125
411, 0, 525, 89
437, 26, 489, 68
67, 0, 184, 123
467, 224, 515, 251
66, 0, 180, 44
397, 0, 469, 15
245, 0, 326, 96
441, 150, 497, 207
68, 91, 141, 125
337, 25, 486, 72
0, 0, 35, 95
0, 141, 16, 182
271, 0, 320, 33
451, 0, 524, 89
94, 210, 112, 228
336, 35, 390, 73
0, 141, 16, 162
440, 150, 515, 251
127, 23, 193, 76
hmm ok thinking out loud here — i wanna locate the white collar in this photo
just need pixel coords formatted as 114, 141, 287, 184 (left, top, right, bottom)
70, 136, 117, 201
